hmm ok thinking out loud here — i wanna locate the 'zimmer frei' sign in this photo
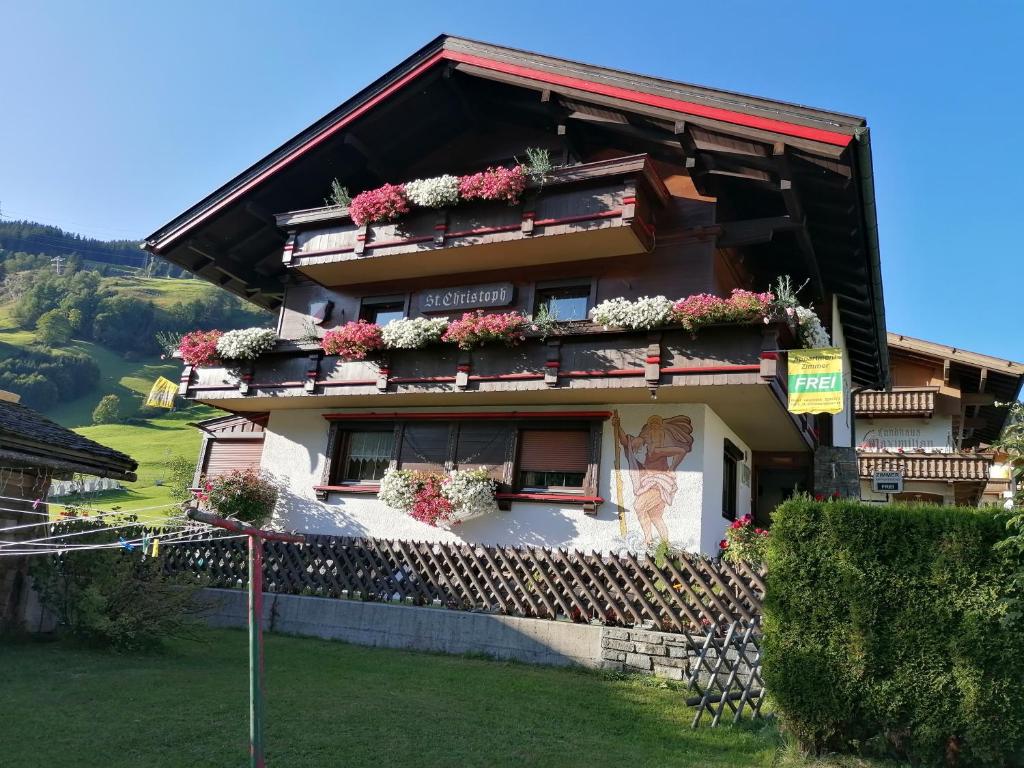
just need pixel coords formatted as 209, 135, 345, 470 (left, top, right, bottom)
787, 348, 844, 414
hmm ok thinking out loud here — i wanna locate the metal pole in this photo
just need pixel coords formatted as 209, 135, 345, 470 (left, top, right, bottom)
185, 508, 304, 768
248, 533, 265, 768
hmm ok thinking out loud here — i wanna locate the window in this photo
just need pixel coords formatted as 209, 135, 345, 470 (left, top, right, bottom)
517, 428, 590, 491
534, 283, 591, 322
322, 416, 601, 501
332, 427, 395, 484
722, 439, 744, 519
359, 295, 406, 326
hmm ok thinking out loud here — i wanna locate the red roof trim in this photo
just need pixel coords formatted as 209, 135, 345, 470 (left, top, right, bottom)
443, 50, 853, 148
153, 48, 852, 252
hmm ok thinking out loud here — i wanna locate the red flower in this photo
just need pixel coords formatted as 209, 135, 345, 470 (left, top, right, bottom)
831, 491, 841, 499
458, 165, 526, 204
441, 311, 528, 350
348, 183, 409, 226
814, 494, 825, 501
719, 539, 729, 550
730, 520, 743, 529
321, 321, 385, 360
179, 330, 223, 368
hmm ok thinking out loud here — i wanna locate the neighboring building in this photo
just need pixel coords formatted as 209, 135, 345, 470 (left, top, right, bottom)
145, 36, 888, 553
0, 391, 137, 628
855, 334, 1024, 506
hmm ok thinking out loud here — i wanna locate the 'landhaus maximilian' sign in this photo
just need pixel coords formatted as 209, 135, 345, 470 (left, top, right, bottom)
417, 282, 514, 313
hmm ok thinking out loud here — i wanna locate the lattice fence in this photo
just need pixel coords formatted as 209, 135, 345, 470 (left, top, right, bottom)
164, 535, 764, 634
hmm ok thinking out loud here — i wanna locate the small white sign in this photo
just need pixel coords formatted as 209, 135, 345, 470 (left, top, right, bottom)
871, 471, 903, 494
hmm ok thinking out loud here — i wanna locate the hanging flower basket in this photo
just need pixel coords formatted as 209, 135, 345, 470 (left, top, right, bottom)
377, 468, 498, 528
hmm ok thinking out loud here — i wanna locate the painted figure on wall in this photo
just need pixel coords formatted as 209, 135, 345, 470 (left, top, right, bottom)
612, 410, 694, 546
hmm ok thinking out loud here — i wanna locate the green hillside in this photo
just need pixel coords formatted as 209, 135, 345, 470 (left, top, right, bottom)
0, 282, 225, 523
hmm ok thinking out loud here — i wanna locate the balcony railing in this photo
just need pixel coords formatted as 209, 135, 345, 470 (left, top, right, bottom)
854, 387, 937, 418
181, 321, 797, 403
275, 155, 670, 285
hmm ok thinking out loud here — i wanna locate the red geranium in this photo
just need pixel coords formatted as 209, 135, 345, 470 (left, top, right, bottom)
321, 321, 384, 360
348, 183, 409, 226
457, 165, 527, 204
179, 330, 223, 367
441, 311, 528, 350
409, 475, 455, 527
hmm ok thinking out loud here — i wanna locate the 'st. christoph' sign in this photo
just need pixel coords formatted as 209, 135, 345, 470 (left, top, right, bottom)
417, 282, 514, 313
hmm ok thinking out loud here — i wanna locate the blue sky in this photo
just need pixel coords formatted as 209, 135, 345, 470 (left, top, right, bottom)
2, 1, 1021, 362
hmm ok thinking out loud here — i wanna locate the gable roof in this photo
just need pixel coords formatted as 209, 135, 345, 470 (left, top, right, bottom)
0, 399, 138, 480
143, 35, 887, 388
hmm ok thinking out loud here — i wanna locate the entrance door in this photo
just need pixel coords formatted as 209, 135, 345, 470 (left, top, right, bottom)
754, 467, 810, 527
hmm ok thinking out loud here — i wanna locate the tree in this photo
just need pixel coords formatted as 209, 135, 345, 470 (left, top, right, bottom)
35, 308, 72, 346
91, 394, 121, 424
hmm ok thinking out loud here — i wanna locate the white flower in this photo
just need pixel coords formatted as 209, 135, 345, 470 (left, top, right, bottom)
216, 327, 277, 360
403, 175, 460, 208
589, 296, 672, 330
795, 306, 831, 348
381, 316, 448, 349
442, 468, 498, 525
377, 469, 417, 512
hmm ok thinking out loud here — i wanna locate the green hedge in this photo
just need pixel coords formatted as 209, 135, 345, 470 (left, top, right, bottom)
762, 498, 1022, 766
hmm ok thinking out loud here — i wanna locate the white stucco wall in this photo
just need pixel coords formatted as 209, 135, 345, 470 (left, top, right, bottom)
261, 403, 747, 554
699, 407, 753, 554
831, 296, 854, 448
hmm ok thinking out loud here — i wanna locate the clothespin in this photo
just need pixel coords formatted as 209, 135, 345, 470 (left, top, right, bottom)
118, 536, 134, 552
141, 533, 150, 560
32, 498, 42, 510
152, 538, 160, 557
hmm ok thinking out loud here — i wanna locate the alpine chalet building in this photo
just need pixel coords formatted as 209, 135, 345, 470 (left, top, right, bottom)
146, 37, 887, 553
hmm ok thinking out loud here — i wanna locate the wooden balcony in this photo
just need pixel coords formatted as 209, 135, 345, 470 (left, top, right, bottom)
180, 321, 817, 451
275, 155, 670, 285
854, 387, 937, 418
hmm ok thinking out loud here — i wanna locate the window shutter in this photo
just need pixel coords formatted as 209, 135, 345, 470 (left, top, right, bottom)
518, 430, 590, 473
455, 423, 512, 479
399, 423, 451, 472
203, 439, 264, 478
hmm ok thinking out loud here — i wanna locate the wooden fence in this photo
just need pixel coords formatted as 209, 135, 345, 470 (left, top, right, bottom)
164, 534, 764, 635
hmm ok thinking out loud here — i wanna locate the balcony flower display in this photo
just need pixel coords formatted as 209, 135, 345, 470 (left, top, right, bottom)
348, 183, 409, 226
178, 329, 223, 367
321, 320, 385, 360
403, 175, 460, 208
457, 165, 527, 204
216, 327, 278, 361
378, 467, 498, 528
381, 316, 449, 349
441, 310, 528, 350
590, 295, 673, 330
672, 289, 774, 332
794, 305, 831, 348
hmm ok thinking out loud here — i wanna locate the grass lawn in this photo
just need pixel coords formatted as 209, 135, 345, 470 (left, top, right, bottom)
0, 628, 785, 768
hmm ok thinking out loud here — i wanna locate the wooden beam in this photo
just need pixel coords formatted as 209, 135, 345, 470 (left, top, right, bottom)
717, 216, 799, 248
963, 392, 996, 406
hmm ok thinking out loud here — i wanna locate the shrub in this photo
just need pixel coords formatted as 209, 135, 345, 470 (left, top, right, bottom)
441, 310, 528, 350
91, 394, 121, 424
30, 516, 203, 650
197, 469, 278, 526
720, 513, 769, 564
164, 454, 196, 501
36, 308, 73, 345
762, 498, 1023, 766
348, 183, 409, 226
321, 320, 384, 359
179, 329, 223, 367
457, 165, 527, 204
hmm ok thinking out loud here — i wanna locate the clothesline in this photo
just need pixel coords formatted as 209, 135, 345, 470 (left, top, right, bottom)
0, 516, 190, 549
0, 529, 245, 557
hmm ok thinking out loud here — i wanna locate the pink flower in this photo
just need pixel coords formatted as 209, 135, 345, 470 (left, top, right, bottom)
441, 311, 528, 350
719, 539, 729, 550
321, 321, 385, 360
731, 520, 744, 529
179, 330, 223, 367
458, 165, 527, 204
409, 475, 455, 527
348, 183, 409, 226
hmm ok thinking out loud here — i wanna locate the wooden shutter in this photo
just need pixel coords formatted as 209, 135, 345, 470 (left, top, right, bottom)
203, 439, 264, 478
518, 430, 590, 473
399, 423, 451, 472
455, 423, 512, 480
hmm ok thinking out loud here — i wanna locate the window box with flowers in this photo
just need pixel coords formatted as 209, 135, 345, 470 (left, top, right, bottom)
321, 320, 385, 360
377, 467, 498, 528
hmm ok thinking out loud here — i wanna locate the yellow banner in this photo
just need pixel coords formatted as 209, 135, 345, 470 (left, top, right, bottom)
145, 376, 178, 409
788, 348, 844, 414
